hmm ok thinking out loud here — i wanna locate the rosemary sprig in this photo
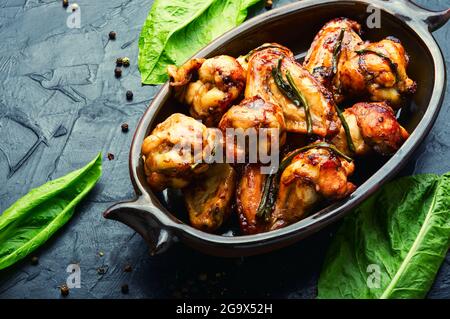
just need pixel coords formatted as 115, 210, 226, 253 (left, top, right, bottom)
355, 49, 399, 81
335, 105, 356, 153
272, 59, 313, 135
332, 28, 345, 75
272, 59, 297, 102
256, 142, 353, 221
285, 71, 313, 135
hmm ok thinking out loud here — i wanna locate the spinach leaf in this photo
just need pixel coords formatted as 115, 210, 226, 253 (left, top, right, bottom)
138, 0, 261, 85
0, 153, 102, 270
318, 173, 450, 298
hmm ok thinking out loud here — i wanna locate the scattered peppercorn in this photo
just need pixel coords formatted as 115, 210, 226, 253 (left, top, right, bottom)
126, 90, 133, 101
62, 0, 69, 8
116, 57, 123, 66
122, 57, 130, 67
114, 67, 122, 78
109, 31, 116, 40
121, 284, 129, 294
124, 264, 132, 272
60, 284, 70, 297
121, 123, 129, 133
99, 251, 104, 257
107, 153, 115, 161
31, 256, 39, 265
97, 266, 107, 275
71, 3, 79, 11
265, 0, 273, 9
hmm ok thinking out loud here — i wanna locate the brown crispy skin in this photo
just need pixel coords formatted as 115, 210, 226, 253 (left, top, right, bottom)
304, 18, 416, 107
236, 164, 268, 235
348, 102, 410, 155
304, 17, 363, 90
184, 164, 236, 233
331, 102, 409, 156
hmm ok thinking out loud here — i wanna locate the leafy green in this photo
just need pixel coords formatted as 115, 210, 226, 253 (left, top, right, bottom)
318, 173, 450, 299
138, 0, 262, 85
0, 153, 102, 270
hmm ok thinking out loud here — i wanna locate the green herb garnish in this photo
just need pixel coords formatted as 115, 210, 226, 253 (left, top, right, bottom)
332, 28, 345, 75
355, 49, 399, 81
286, 71, 313, 136
272, 59, 313, 135
335, 105, 356, 153
256, 142, 352, 221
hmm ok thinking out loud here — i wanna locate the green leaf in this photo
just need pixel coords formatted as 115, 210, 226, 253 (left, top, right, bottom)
138, 0, 262, 85
318, 173, 450, 299
0, 153, 102, 270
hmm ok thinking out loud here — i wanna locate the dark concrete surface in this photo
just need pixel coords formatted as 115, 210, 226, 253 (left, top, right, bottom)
0, 0, 449, 299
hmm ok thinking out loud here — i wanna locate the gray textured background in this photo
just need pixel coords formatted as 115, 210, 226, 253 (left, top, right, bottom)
0, 0, 449, 299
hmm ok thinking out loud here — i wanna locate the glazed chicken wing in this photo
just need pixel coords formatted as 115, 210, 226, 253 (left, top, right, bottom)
218, 96, 286, 162
168, 55, 246, 127
305, 18, 416, 107
270, 147, 355, 230
304, 18, 363, 90
184, 164, 236, 233
237, 145, 355, 234
245, 44, 339, 137
340, 38, 417, 107
331, 102, 409, 156
141, 113, 218, 191
236, 164, 267, 235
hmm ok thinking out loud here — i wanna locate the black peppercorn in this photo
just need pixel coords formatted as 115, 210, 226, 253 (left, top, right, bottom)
122, 57, 130, 67
114, 67, 122, 78
107, 153, 115, 161
60, 284, 69, 297
121, 123, 129, 133
109, 31, 116, 40
97, 267, 107, 275
121, 284, 129, 294
62, 0, 69, 8
116, 57, 123, 66
126, 90, 133, 101
31, 256, 39, 265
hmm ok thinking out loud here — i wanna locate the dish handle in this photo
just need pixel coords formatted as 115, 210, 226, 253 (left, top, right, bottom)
103, 197, 173, 255
399, 0, 450, 32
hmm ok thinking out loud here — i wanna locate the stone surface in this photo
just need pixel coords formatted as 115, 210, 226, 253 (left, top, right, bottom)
0, 0, 449, 299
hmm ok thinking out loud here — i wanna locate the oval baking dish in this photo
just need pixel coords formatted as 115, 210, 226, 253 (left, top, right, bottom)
104, 0, 449, 257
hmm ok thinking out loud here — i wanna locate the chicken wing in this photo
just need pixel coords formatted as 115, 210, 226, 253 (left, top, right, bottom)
305, 18, 416, 107
168, 55, 246, 126
304, 18, 363, 90
245, 44, 339, 137
184, 164, 236, 233
236, 164, 268, 235
236, 145, 355, 234
341, 38, 417, 107
331, 102, 409, 156
141, 113, 218, 191
218, 96, 286, 162
270, 146, 355, 230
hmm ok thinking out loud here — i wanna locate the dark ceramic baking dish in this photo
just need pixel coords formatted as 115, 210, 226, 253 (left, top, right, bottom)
104, 0, 450, 257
